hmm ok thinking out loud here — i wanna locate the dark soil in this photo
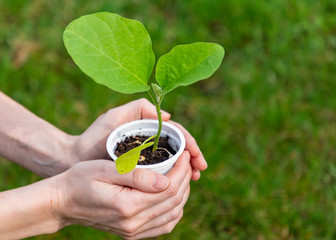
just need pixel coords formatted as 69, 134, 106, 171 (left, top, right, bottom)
115, 135, 176, 165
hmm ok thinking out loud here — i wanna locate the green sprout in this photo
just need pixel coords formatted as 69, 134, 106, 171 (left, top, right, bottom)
63, 12, 224, 174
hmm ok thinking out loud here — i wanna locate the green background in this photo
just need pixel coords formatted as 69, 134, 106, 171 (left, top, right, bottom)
1, 0, 336, 239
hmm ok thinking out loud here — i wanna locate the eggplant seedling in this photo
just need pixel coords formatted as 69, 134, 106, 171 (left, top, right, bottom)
63, 12, 224, 174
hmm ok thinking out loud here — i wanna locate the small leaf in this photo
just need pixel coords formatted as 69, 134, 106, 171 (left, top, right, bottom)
155, 42, 224, 93
63, 12, 154, 94
151, 83, 165, 103
142, 134, 157, 145
116, 142, 154, 174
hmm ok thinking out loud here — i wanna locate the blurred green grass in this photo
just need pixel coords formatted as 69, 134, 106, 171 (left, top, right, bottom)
1, 0, 336, 239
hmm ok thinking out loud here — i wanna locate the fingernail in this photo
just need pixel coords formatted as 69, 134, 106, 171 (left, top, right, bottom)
153, 175, 169, 190
204, 159, 208, 169
201, 153, 208, 169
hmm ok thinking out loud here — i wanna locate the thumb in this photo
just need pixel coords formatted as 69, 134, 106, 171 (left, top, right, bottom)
112, 168, 170, 193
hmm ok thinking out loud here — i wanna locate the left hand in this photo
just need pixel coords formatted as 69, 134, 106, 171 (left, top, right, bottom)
69, 98, 207, 181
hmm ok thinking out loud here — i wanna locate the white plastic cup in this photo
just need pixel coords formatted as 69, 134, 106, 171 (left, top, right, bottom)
106, 119, 186, 175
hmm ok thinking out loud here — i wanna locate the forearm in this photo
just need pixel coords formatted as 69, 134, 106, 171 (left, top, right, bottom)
0, 178, 65, 239
0, 91, 76, 177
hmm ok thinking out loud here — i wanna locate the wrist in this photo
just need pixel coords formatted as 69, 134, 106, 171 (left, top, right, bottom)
0, 177, 66, 239
57, 133, 79, 173
1, 119, 78, 177
25, 130, 78, 178
48, 172, 73, 229
49, 167, 81, 228
0, 92, 79, 177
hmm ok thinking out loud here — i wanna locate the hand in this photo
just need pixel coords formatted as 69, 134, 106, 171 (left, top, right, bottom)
53, 151, 192, 239
70, 98, 171, 162
69, 98, 207, 180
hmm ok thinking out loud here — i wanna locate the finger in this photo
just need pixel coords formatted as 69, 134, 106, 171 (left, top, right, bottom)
89, 157, 191, 237
161, 110, 171, 121
104, 99, 170, 127
191, 168, 201, 181
112, 173, 190, 238
83, 160, 169, 193
93, 152, 191, 213
168, 121, 207, 171
191, 152, 207, 172
125, 161, 191, 233
111, 168, 170, 193
122, 151, 192, 213
135, 183, 190, 234
128, 98, 171, 121
134, 210, 184, 239
165, 151, 191, 191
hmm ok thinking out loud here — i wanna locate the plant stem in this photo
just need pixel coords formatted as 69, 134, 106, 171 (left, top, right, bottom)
147, 89, 156, 103
148, 85, 165, 152
153, 102, 162, 151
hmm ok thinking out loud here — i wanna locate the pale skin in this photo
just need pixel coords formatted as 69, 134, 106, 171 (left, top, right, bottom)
0, 91, 207, 239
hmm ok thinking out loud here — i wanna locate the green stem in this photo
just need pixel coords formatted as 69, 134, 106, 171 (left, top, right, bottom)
147, 89, 156, 103
148, 85, 165, 152
153, 102, 162, 152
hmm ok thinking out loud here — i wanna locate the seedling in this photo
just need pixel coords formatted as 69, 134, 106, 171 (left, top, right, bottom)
64, 12, 224, 174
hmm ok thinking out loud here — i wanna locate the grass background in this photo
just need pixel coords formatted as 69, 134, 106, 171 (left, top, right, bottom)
1, 0, 336, 239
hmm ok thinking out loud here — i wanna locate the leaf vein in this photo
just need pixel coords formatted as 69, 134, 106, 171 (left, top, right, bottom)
64, 29, 146, 85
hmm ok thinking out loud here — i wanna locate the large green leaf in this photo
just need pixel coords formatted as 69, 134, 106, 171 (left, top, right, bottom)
155, 42, 225, 93
116, 142, 154, 174
63, 12, 154, 94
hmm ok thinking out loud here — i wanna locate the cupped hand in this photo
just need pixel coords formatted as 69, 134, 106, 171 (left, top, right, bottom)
70, 98, 170, 162
53, 151, 192, 239
69, 98, 207, 181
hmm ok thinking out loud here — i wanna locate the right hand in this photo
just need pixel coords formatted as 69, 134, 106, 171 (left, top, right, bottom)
52, 151, 192, 239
